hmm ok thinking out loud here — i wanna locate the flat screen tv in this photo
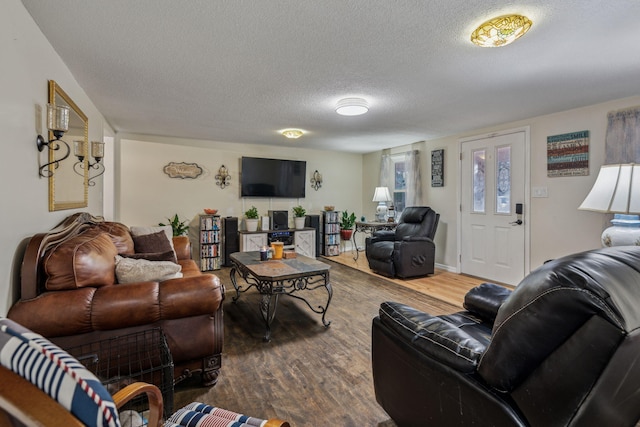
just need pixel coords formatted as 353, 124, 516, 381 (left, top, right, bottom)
241, 157, 306, 198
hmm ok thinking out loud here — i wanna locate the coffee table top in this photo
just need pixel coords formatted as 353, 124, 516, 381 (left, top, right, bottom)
230, 251, 330, 280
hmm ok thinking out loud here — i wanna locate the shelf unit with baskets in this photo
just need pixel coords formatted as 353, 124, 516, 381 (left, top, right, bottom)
321, 210, 340, 256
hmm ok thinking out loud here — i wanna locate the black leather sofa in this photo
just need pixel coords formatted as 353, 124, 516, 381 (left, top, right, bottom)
365, 206, 439, 278
372, 246, 640, 426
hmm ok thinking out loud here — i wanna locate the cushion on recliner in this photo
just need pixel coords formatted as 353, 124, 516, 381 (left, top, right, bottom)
379, 301, 485, 372
400, 207, 428, 223
478, 247, 636, 392
463, 283, 512, 323
0, 318, 119, 427
44, 232, 117, 291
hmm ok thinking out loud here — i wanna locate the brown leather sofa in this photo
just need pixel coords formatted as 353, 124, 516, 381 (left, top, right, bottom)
8, 212, 224, 387
372, 246, 640, 426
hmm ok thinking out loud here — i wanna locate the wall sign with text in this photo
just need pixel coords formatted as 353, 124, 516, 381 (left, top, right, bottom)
431, 149, 444, 187
547, 131, 589, 177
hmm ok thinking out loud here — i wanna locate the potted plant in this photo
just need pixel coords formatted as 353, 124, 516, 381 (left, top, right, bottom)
339, 210, 357, 240
293, 205, 306, 229
159, 214, 189, 236
245, 206, 259, 232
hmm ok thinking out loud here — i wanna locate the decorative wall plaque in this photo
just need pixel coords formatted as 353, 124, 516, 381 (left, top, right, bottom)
163, 162, 203, 179
431, 149, 444, 187
547, 130, 589, 177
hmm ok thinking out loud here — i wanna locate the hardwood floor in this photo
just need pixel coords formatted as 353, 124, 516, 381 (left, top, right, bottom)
326, 251, 503, 308
174, 258, 473, 426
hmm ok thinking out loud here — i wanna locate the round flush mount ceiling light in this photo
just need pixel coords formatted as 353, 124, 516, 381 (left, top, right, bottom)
471, 14, 532, 47
335, 98, 369, 116
280, 128, 305, 139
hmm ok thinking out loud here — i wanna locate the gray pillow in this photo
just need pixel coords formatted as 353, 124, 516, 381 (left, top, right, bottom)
114, 255, 182, 284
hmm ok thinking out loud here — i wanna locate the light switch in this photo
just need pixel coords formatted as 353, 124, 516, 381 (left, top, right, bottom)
533, 187, 548, 198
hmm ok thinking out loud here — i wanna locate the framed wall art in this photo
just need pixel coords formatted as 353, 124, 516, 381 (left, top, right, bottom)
547, 131, 589, 177
431, 149, 444, 187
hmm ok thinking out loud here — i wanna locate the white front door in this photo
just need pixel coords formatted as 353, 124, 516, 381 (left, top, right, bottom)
459, 129, 529, 286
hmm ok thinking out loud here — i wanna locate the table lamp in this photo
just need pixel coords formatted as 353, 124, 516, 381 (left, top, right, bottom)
579, 163, 640, 246
373, 187, 392, 222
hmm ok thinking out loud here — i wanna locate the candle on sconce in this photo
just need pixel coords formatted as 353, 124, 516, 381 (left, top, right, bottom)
74, 140, 87, 160
91, 141, 105, 160
46, 103, 70, 132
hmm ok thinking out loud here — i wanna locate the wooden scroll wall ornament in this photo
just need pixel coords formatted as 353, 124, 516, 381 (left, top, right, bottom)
163, 162, 203, 179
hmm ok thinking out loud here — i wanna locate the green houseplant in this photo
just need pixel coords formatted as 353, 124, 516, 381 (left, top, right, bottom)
339, 211, 357, 240
245, 206, 259, 231
159, 214, 189, 236
293, 205, 306, 229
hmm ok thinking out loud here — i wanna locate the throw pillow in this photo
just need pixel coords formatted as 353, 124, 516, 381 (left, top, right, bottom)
44, 232, 117, 291
114, 255, 183, 284
120, 250, 176, 262
130, 225, 177, 259
131, 231, 178, 263
0, 318, 119, 427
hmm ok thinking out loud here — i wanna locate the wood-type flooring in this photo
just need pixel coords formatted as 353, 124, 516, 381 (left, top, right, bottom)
174, 256, 487, 426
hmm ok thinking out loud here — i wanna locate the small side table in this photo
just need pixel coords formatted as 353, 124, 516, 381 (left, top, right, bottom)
352, 221, 397, 260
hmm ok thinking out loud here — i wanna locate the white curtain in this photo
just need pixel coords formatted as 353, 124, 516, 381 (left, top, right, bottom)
404, 149, 422, 206
379, 149, 422, 207
379, 152, 393, 190
605, 106, 640, 164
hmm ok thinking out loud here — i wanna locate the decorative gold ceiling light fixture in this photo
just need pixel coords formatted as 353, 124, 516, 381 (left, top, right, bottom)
471, 14, 532, 47
280, 128, 305, 139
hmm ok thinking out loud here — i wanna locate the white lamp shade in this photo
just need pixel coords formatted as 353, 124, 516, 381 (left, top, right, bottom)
372, 187, 391, 202
579, 164, 640, 213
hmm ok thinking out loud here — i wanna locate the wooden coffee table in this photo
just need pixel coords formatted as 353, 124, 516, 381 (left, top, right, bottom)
229, 251, 333, 341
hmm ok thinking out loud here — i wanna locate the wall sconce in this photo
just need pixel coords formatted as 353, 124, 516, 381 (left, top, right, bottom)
310, 170, 323, 190
73, 140, 105, 186
37, 103, 70, 177
216, 165, 231, 189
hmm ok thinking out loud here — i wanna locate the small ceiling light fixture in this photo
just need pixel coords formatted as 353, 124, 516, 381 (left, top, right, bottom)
335, 98, 369, 116
471, 14, 532, 47
280, 128, 305, 139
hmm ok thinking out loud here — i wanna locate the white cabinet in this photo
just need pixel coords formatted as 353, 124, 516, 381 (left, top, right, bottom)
295, 229, 316, 258
240, 233, 268, 252
239, 230, 316, 258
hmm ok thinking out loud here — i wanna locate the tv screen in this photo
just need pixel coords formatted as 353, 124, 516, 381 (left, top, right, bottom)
241, 157, 306, 198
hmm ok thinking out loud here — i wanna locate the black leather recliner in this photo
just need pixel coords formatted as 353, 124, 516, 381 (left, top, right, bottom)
372, 246, 640, 427
365, 206, 439, 278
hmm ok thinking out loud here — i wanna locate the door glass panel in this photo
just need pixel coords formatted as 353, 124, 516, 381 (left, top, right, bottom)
496, 146, 511, 214
473, 150, 485, 213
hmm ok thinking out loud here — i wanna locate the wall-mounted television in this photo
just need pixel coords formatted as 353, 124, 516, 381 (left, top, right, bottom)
241, 157, 306, 198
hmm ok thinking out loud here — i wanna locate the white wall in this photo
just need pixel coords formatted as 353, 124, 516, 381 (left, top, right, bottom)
0, 0, 108, 315
364, 95, 640, 274
117, 134, 363, 234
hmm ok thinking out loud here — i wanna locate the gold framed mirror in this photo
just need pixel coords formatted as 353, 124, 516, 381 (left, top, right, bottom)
48, 80, 88, 211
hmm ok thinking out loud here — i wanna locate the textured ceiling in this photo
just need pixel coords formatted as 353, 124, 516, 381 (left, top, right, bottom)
20, 0, 640, 153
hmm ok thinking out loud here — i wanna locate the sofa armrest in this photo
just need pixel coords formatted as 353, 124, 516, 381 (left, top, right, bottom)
463, 283, 512, 324
173, 236, 191, 260
372, 230, 395, 240
379, 301, 485, 373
